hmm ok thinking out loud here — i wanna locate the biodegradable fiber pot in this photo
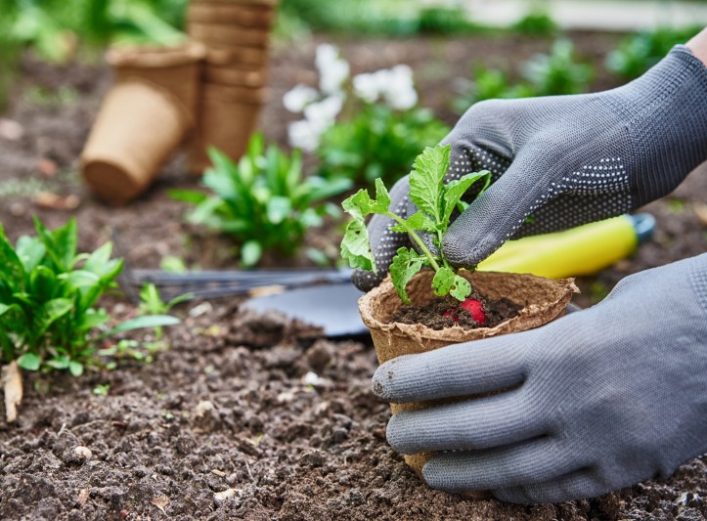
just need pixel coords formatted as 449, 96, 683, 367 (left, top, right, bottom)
188, 22, 271, 49
358, 270, 578, 477
81, 43, 205, 204
188, 83, 268, 173
205, 65, 268, 87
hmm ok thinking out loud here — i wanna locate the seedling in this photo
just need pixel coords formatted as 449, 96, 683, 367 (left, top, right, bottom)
172, 133, 351, 266
341, 144, 490, 305
0, 217, 179, 377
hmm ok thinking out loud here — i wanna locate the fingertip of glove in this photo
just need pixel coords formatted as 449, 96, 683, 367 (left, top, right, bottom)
351, 269, 382, 292
442, 231, 499, 267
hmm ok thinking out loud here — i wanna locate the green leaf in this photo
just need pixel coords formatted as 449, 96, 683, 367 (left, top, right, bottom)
107, 315, 180, 335
409, 144, 450, 219
432, 266, 455, 297
340, 219, 374, 272
240, 241, 262, 267
34, 217, 77, 271
389, 247, 426, 304
341, 179, 391, 220
17, 353, 40, 371
266, 196, 292, 225
47, 355, 70, 370
0, 225, 25, 290
30, 265, 58, 302
450, 274, 472, 301
69, 361, 84, 377
442, 170, 491, 226
15, 235, 46, 273
391, 211, 436, 233
36, 298, 73, 336
169, 189, 208, 204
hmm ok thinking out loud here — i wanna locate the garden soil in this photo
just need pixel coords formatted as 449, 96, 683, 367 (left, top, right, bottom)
1, 33, 706, 520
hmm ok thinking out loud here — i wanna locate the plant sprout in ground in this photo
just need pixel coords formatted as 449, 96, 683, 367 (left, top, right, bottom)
172, 133, 351, 267
0, 217, 179, 376
341, 144, 490, 304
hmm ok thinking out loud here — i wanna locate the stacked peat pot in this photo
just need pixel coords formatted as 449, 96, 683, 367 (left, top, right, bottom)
187, 0, 277, 173
81, 43, 205, 204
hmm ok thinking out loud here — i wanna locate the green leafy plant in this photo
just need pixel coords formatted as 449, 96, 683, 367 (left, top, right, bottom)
522, 39, 594, 96
454, 39, 593, 113
341, 144, 490, 303
606, 26, 702, 79
0, 217, 179, 376
172, 133, 352, 267
512, 9, 557, 36
138, 283, 190, 340
318, 104, 449, 186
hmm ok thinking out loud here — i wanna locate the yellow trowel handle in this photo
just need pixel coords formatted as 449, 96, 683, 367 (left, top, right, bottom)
478, 214, 655, 279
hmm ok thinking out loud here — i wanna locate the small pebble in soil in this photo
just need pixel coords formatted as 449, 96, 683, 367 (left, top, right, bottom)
213, 488, 237, 505
72, 446, 92, 462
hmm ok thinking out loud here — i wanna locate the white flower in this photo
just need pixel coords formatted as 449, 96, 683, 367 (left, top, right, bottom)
315, 43, 339, 72
353, 72, 382, 103
283, 84, 318, 113
382, 64, 418, 110
303, 95, 343, 127
288, 120, 323, 152
315, 44, 349, 95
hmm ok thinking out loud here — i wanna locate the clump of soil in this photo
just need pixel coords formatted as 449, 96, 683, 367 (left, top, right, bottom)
392, 294, 522, 330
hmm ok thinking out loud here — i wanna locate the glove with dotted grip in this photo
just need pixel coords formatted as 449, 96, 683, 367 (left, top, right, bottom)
353, 45, 707, 292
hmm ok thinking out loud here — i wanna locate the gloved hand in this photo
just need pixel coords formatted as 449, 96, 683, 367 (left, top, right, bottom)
372, 254, 707, 503
353, 45, 707, 291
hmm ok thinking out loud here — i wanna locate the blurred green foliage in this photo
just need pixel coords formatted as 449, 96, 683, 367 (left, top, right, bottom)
0, 0, 187, 107
454, 39, 593, 113
512, 9, 557, 36
606, 25, 702, 79
278, 0, 479, 36
318, 104, 450, 186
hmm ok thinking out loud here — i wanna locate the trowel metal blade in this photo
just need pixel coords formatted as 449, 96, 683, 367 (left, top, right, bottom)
241, 282, 368, 338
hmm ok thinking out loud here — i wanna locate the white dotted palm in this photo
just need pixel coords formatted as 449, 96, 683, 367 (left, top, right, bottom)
353, 46, 707, 291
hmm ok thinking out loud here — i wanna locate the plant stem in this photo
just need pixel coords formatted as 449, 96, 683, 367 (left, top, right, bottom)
386, 212, 441, 272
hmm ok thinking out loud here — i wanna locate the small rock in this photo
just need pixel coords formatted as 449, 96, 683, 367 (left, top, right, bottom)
331, 427, 348, 444
73, 446, 92, 462
302, 371, 328, 388
306, 341, 333, 372
213, 488, 237, 505
194, 400, 215, 417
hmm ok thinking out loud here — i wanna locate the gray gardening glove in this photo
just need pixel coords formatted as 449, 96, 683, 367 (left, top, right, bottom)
353, 45, 707, 291
372, 253, 707, 503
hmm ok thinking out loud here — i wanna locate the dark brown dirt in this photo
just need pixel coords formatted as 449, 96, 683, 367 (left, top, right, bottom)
393, 294, 521, 330
0, 31, 706, 521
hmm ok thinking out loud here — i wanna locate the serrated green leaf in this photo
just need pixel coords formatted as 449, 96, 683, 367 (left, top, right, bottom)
391, 211, 436, 233
17, 353, 40, 371
442, 171, 491, 226
341, 179, 391, 221
432, 266, 455, 297
389, 247, 426, 304
340, 219, 374, 272
409, 144, 450, 220
450, 275, 472, 301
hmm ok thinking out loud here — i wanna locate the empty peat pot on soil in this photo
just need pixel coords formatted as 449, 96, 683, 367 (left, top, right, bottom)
359, 270, 577, 479
81, 43, 205, 204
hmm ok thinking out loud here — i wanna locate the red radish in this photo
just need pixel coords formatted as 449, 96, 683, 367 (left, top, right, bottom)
461, 298, 486, 325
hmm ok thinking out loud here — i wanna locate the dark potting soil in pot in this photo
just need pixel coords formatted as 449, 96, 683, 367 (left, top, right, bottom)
392, 294, 522, 330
